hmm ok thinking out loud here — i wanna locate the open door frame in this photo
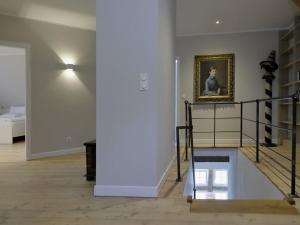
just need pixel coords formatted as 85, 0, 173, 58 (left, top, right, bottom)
0, 41, 32, 161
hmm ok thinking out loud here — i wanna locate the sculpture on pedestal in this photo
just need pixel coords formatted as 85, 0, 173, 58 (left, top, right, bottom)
260, 51, 279, 147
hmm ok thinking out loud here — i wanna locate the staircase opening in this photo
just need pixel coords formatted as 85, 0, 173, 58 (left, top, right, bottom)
175, 93, 300, 214
184, 149, 284, 200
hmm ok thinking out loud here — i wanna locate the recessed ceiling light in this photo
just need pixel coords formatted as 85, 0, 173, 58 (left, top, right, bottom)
216, 20, 220, 24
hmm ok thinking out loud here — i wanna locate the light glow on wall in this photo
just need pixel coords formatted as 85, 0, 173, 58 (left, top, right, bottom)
62, 68, 76, 79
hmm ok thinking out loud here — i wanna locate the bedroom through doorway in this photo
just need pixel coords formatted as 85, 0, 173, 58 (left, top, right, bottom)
0, 44, 27, 162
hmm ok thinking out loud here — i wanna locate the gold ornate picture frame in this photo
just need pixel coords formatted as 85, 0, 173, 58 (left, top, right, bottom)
194, 54, 235, 102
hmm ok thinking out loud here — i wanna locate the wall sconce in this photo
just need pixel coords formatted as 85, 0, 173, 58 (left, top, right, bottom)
65, 63, 75, 71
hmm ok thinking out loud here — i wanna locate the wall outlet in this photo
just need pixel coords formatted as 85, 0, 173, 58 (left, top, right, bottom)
66, 136, 72, 144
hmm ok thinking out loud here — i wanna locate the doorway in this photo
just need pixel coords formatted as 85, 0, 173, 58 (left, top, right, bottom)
0, 42, 31, 161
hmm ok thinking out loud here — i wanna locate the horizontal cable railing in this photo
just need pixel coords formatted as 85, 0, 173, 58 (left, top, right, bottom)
192, 117, 240, 120
176, 91, 300, 198
243, 117, 292, 132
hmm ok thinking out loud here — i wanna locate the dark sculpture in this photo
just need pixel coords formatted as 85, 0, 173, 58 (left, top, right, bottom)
260, 51, 278, 147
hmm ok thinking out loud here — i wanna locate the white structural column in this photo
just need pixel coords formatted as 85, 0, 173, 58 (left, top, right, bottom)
95, 0, 175, 197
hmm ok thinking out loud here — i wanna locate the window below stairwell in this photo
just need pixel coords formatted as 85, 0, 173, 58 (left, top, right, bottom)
194, 169, 229, 200
213, 170, 228, 187
195, 169, 209, 186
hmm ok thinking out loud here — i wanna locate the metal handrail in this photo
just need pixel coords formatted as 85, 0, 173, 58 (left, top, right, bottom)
191, 101, 241, 105
176, 92, 299, 198
192, 117, 240, 120
190, 95, 296, 106
242, 95, 295, 104
193, 131, 240, 134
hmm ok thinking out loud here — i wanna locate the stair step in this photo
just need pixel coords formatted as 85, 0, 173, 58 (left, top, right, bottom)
190, 200, 299, 214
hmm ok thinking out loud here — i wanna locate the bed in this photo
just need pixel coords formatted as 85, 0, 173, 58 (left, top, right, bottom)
0, 106, 25, 144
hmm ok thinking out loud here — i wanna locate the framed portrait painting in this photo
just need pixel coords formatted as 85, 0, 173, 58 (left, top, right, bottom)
194, 54, 235, 102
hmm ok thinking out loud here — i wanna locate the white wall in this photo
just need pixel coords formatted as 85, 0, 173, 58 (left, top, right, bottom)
157, 0, 176, 187
95, 0, 175, 197
0, 14, 96, 156
176, 31, 279, 143
0, 47, 26, 111
236, 151, 284, 199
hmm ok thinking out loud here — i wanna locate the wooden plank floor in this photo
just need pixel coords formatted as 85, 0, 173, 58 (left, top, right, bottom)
191, 200, 299, 214
159, 148, 190, 199
1, 143, 300, 224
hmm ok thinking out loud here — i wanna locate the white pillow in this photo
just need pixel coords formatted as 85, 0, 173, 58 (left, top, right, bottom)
10, 106, 25, 114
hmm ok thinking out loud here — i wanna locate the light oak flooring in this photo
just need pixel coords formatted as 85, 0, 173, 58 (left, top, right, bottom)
1, 143, 300, 225
0, 142, 26, 162
190, 200, 299, 214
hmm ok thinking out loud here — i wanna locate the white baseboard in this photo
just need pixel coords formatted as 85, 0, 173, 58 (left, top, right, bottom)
94, 152, 176, 198
94, 184, 157, 198
29, 146, 85, 160
155, 153, 176, 195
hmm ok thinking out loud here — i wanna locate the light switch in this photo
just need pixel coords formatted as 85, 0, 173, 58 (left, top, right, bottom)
139, 73, 149, 91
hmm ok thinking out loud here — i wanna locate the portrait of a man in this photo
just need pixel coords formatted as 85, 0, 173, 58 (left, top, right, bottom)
194, 54, 234, 102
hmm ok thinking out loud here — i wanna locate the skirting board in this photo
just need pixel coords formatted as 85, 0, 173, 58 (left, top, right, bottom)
29, 146, 85, 160
180, 138, 279, 145
94, 153, 176, 198
94, 185, 158, 198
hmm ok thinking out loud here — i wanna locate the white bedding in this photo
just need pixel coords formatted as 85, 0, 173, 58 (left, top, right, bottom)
0, 113, 25, 122
0, 106, 26, 144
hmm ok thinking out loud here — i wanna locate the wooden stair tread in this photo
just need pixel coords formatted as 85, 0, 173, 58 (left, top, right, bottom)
191, 200, 299, 214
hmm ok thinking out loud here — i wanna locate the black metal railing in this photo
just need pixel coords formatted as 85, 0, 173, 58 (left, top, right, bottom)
176, 92, 299, 198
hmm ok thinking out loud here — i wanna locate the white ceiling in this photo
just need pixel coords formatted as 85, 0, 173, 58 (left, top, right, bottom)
176, 0, 300, 36
0, 0, 298, 35
0, 0, 96, 30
